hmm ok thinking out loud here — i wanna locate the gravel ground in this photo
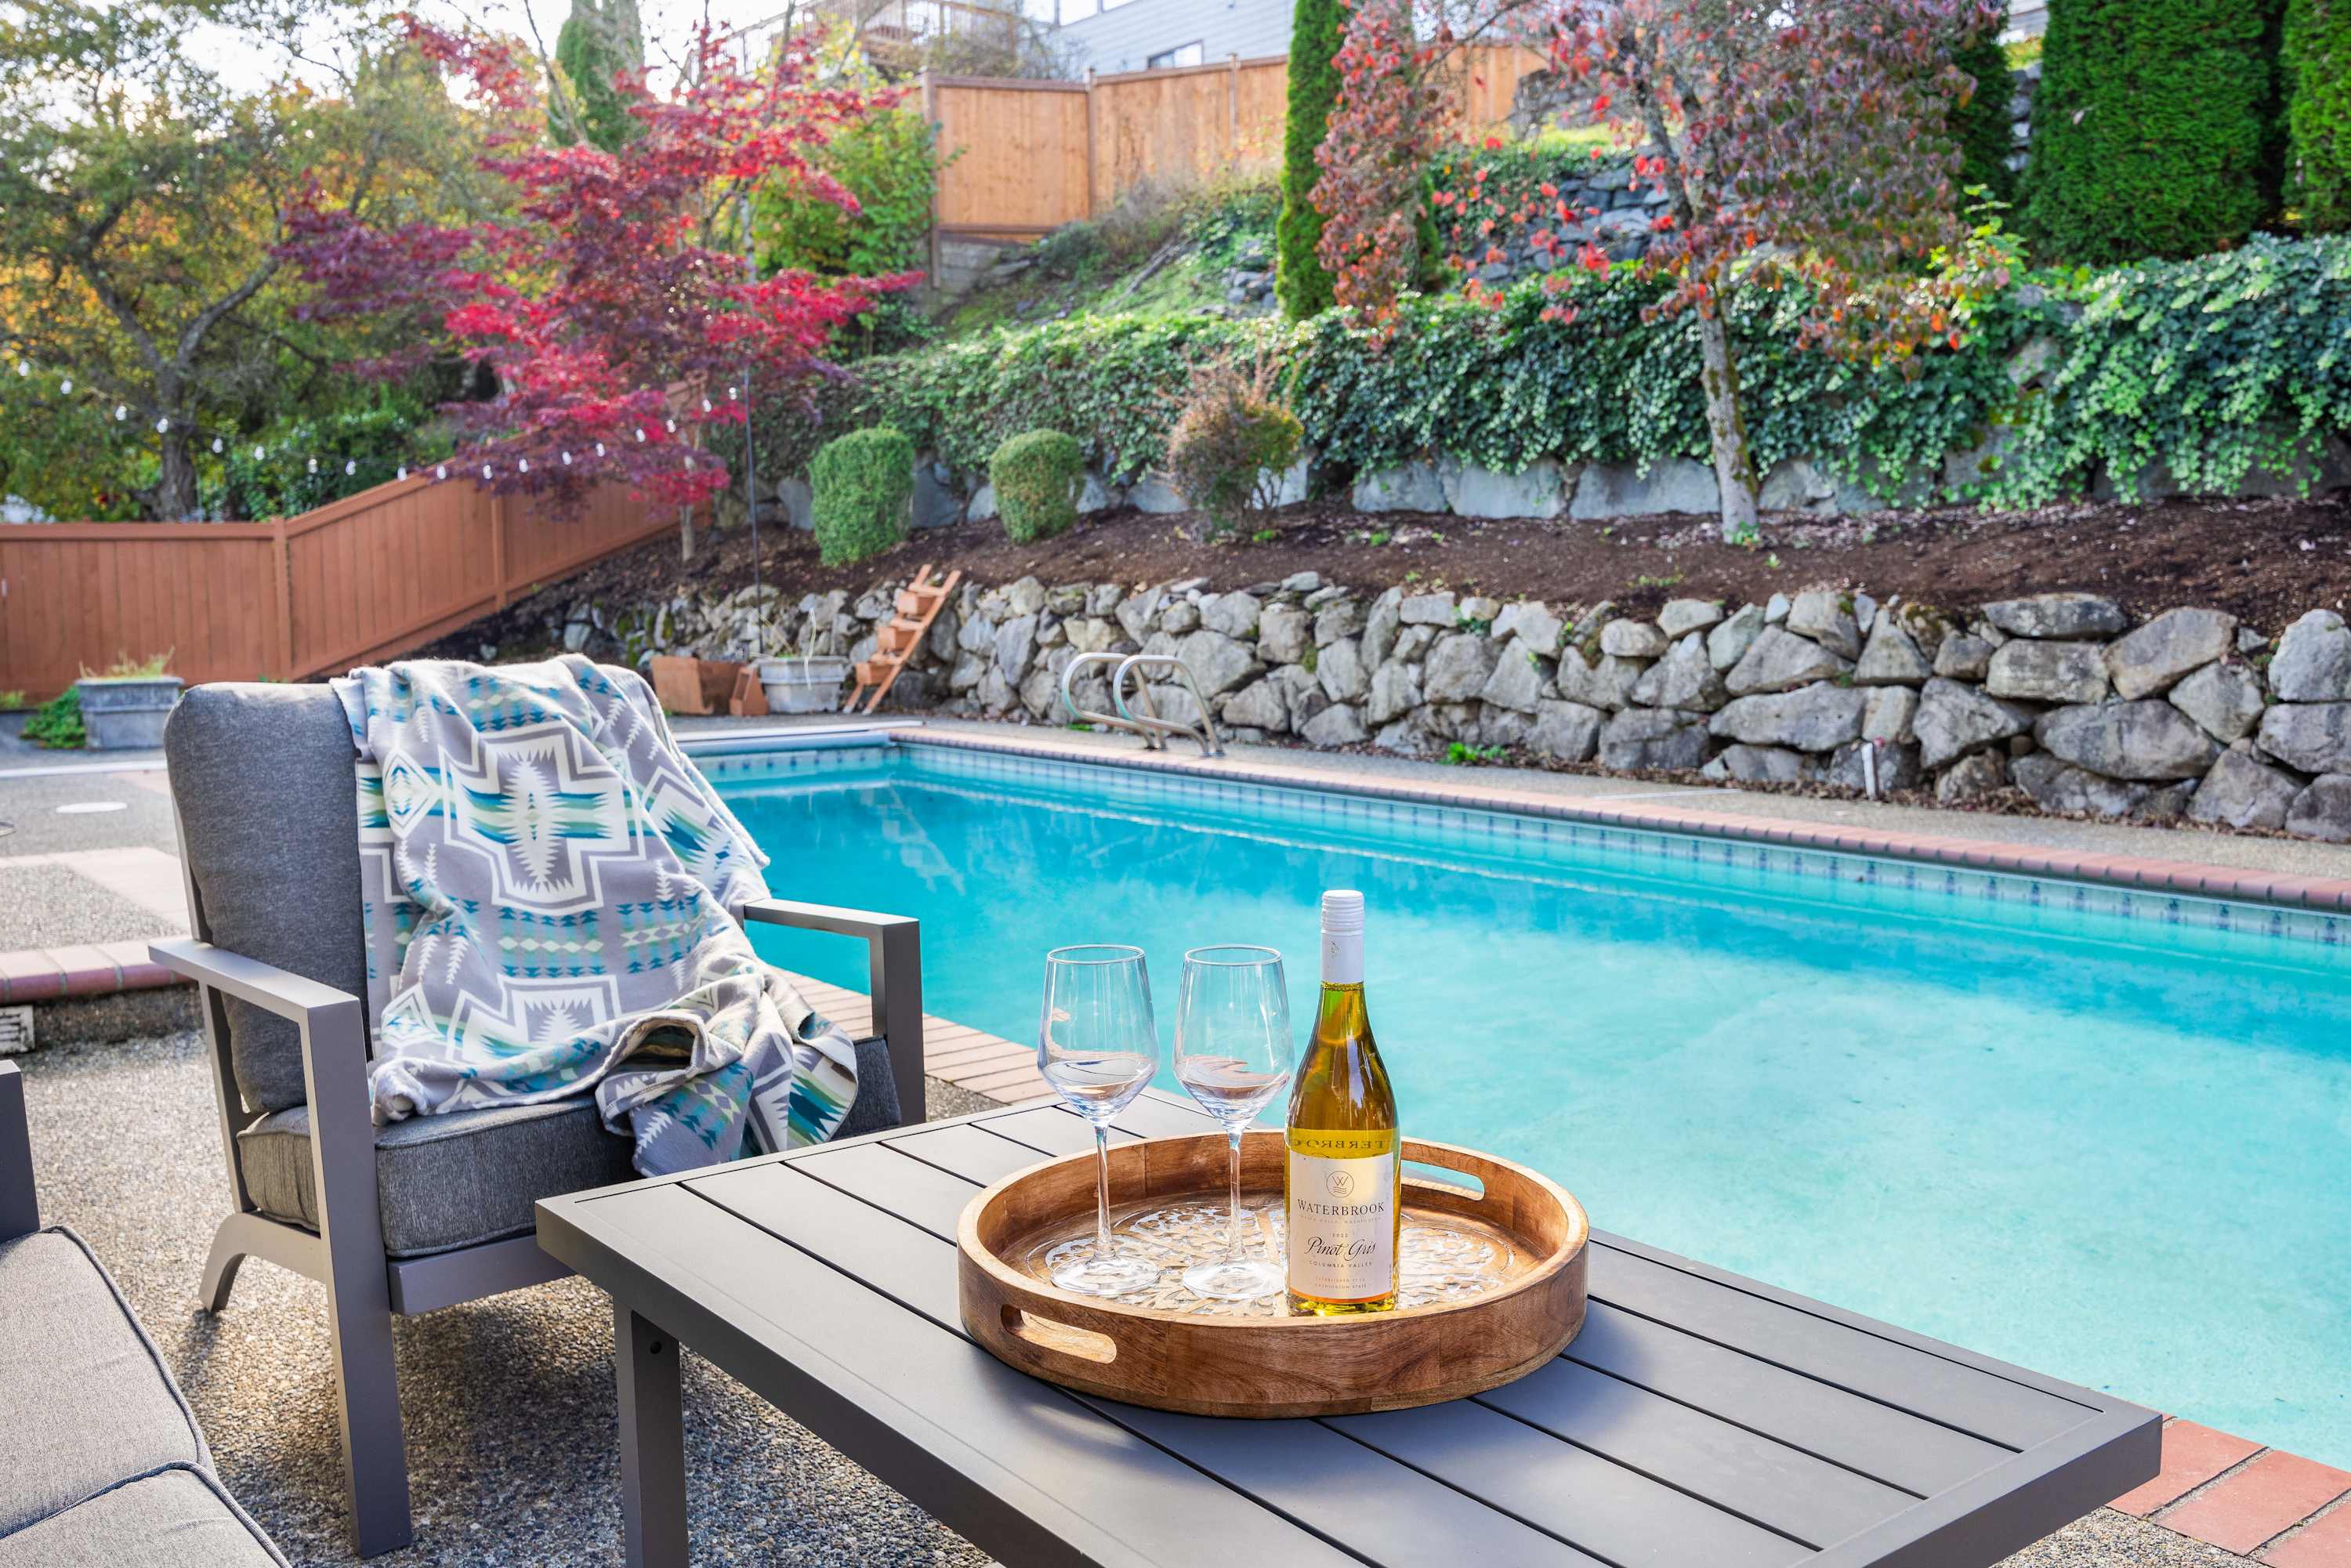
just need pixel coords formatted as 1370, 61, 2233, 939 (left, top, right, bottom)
14, 1031, 2250, 1568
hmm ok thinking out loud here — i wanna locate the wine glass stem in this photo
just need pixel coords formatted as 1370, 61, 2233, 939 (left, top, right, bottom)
1092, 1122, 1113, 1262
1225, 1128, 1244, 1261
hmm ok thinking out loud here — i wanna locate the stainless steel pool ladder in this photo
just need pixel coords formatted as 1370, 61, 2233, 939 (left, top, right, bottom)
1060, 650, 1226, 758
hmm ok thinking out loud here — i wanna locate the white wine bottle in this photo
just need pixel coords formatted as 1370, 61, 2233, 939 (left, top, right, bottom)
1284, 889, 1400, 1315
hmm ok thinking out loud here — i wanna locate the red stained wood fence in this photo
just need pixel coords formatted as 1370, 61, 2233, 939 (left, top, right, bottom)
0, 476, 673, 701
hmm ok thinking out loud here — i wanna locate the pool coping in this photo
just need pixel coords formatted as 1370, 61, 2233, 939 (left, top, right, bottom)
878, 728, 2351, 917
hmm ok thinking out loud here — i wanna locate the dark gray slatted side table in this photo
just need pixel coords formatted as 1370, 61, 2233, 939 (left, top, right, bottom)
536, 1091, 2158, 1568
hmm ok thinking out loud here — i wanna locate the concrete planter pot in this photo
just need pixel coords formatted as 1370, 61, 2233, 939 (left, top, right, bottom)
74, 675, 183, 749
757, 657, 849, 715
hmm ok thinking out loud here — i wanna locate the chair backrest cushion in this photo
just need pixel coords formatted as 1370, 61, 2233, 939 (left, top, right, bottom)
165, 683, 368, 1114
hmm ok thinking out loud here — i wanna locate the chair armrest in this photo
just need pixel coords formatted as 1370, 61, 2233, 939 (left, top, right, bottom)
0, 1063, 35, 1242
147, 937, 388, 1280
741, 900, 924, 1124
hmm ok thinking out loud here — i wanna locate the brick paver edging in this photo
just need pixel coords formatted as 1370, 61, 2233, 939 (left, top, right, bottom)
897, 730, 2351, 914
0, 938, 180, 1005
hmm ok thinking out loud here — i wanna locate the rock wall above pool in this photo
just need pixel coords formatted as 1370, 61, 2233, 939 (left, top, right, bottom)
608, 573, 2351, 843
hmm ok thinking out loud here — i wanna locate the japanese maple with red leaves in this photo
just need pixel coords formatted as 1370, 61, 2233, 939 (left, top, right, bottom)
281, 16, 913, 511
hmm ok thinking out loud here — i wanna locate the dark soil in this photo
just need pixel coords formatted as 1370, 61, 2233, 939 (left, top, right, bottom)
425, 491, 2351, 661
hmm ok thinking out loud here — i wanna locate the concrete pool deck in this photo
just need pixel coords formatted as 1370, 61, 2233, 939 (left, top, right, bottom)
4, 717, 2350, 1562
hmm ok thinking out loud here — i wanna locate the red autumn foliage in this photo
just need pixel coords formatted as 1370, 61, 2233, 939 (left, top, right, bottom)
281, 16, 914, 509
1310, 0, 1458, 333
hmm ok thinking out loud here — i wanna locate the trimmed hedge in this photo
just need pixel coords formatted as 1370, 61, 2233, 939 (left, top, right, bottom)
773, 235, 2351, 516
810, 426, 913, 566
1276, 0, 1343, 320
990, 429, 1085, 542
2021, 0, 2286, 263
2288, 0, 2351, 231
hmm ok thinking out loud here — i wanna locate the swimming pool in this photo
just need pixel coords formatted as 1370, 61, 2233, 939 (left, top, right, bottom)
721, 739, 2351, 1465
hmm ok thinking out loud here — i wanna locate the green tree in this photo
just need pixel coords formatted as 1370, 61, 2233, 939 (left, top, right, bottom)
1950, 2, 2016, 203
0, 0, 501, 520
2021, 0, 2287, 263
549, 0, 643, 152
1275, 0, 1343, 320
2286, 0, 2351, 230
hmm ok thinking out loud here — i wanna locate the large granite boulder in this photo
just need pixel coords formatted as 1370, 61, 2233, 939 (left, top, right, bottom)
1529, 699, 1604, 762
1492, 600, 1564, 652
1979, 592, 2128, 639
2009, 754, 2168, 820
1826, 740, 1923, 793
1934, 749, 2009, 804
1422, 632, 1499, 702
2286, 774, 2351, 842
1570, 458, 1720, 520
1446, 458, 1570, 520
1317, 636, 1370, 703
1361, 588, 1404, 666
1479, 637, 1550, 712
1864, 686, 1919, 745
1630, 632, 1730, 712
1555, 647, 1647, 709
2189, 748, 2303, 831
1933, 633, 1996, 682
1257, 604, 1312, 665
1703, 744, 1816, 783
1301, 703, 1370, 746
1707, 603, 1766, 671
1708, 683, 1867, 752
1222, 678, 1292, 733
2104, 607, 2235, 700
2269, 610, 2351, 701
1726, 625, 1853, 695
2034, 701, 2219, 780
1600, 619, 1669, 659
1985, 640, 2111, 704
1176, 628, 1262, 697
994, 613, 1039, 684
1914, 678, 2036, 769
1201, 591, 1262, 639
1785, 591, 1861, 660
1657, 599, 1725, 638
1853, 618, 1934, 686
2168, 661, 2266, 744
1367, 660, 1422, 725
1598, 708, 1711, 770
1400, 591, 1458, 627
1314, 599, 1364, 646
2256, 701, 2351, 773
1353, 461, 1448, 513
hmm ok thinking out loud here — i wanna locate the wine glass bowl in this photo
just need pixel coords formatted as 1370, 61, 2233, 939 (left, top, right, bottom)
1037, 945, 1161, 1297
1172, 945, 1294, 1301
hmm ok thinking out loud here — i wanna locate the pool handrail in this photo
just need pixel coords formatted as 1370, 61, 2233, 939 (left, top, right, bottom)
1058, 649, 1224, 758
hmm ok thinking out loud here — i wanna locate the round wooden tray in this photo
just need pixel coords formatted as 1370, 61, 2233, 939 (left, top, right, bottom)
957, 1128, 1588, 1418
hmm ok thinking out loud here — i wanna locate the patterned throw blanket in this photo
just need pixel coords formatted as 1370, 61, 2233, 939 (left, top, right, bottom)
331, 655, 858, 1175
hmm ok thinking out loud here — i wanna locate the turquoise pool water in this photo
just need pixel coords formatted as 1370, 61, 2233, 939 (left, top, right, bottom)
725, 743, 2351, 1464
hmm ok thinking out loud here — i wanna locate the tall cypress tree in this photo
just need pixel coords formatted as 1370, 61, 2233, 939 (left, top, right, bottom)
552, 0, 644, 153
2287, 0, 2351, 230
1276, 0, 1343, 320
1950, 2, 2016, 205
2020, 0, 2286, 263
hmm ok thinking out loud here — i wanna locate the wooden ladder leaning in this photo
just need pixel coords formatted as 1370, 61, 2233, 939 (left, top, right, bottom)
849, 564, 962, 715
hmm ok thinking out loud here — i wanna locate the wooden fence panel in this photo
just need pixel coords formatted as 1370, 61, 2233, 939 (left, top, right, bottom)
0, 524, 284, 699
933, 79, 1090, 237
0, 476, 673, 700
931, 45, 1545, 240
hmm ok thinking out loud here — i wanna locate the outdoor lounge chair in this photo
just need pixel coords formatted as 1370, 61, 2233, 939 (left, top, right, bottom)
147, 679, 925, 1558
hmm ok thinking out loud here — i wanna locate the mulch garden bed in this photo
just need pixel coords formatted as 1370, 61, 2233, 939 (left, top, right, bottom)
426, 490, 2351, 663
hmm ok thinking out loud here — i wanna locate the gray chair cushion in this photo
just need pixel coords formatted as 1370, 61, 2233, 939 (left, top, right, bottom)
238, 1034, 904, 1255
0, 1229, 206, 1538
239, 1095, 639, 1258
165, 683, 366, 1114
0, 1467, 285, 1567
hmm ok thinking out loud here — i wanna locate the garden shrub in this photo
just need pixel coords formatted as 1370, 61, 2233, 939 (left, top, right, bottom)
1161, 358, 1306, 531
1276, 0, 1343, 320
2021, 0, 2286, 263
221, 400, 446, 519
1951, 3, 2017, 205
22, 687, 83, 749
989, 429, 1085, 542
2287, 0, 2351, 231
810, 426, 913, 565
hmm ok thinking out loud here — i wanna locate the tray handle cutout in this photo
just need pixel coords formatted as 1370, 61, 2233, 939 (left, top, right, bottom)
1003, 1305, 1118, 1365
1403, 1157, 1486, 1200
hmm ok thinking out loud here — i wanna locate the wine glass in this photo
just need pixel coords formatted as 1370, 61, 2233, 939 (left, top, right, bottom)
1172, 944, 1294, 1301
1038, 945, 1162, 1297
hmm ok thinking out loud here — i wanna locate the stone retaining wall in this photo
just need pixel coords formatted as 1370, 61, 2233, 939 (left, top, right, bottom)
589, 573, 2351, 843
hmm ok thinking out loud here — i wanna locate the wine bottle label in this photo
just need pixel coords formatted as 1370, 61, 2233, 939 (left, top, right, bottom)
1288, 1131, 1396, 1301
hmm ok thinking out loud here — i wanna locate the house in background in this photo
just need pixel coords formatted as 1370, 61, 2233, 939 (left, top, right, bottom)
1041, 0, 1291, 74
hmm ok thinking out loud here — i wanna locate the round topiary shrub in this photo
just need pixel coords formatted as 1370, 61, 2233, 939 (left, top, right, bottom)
810, 427, 914, 566
989, 429, 1086, 543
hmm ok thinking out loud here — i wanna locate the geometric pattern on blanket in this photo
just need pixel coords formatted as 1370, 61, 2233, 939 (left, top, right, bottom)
333, 654, 857, 1175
